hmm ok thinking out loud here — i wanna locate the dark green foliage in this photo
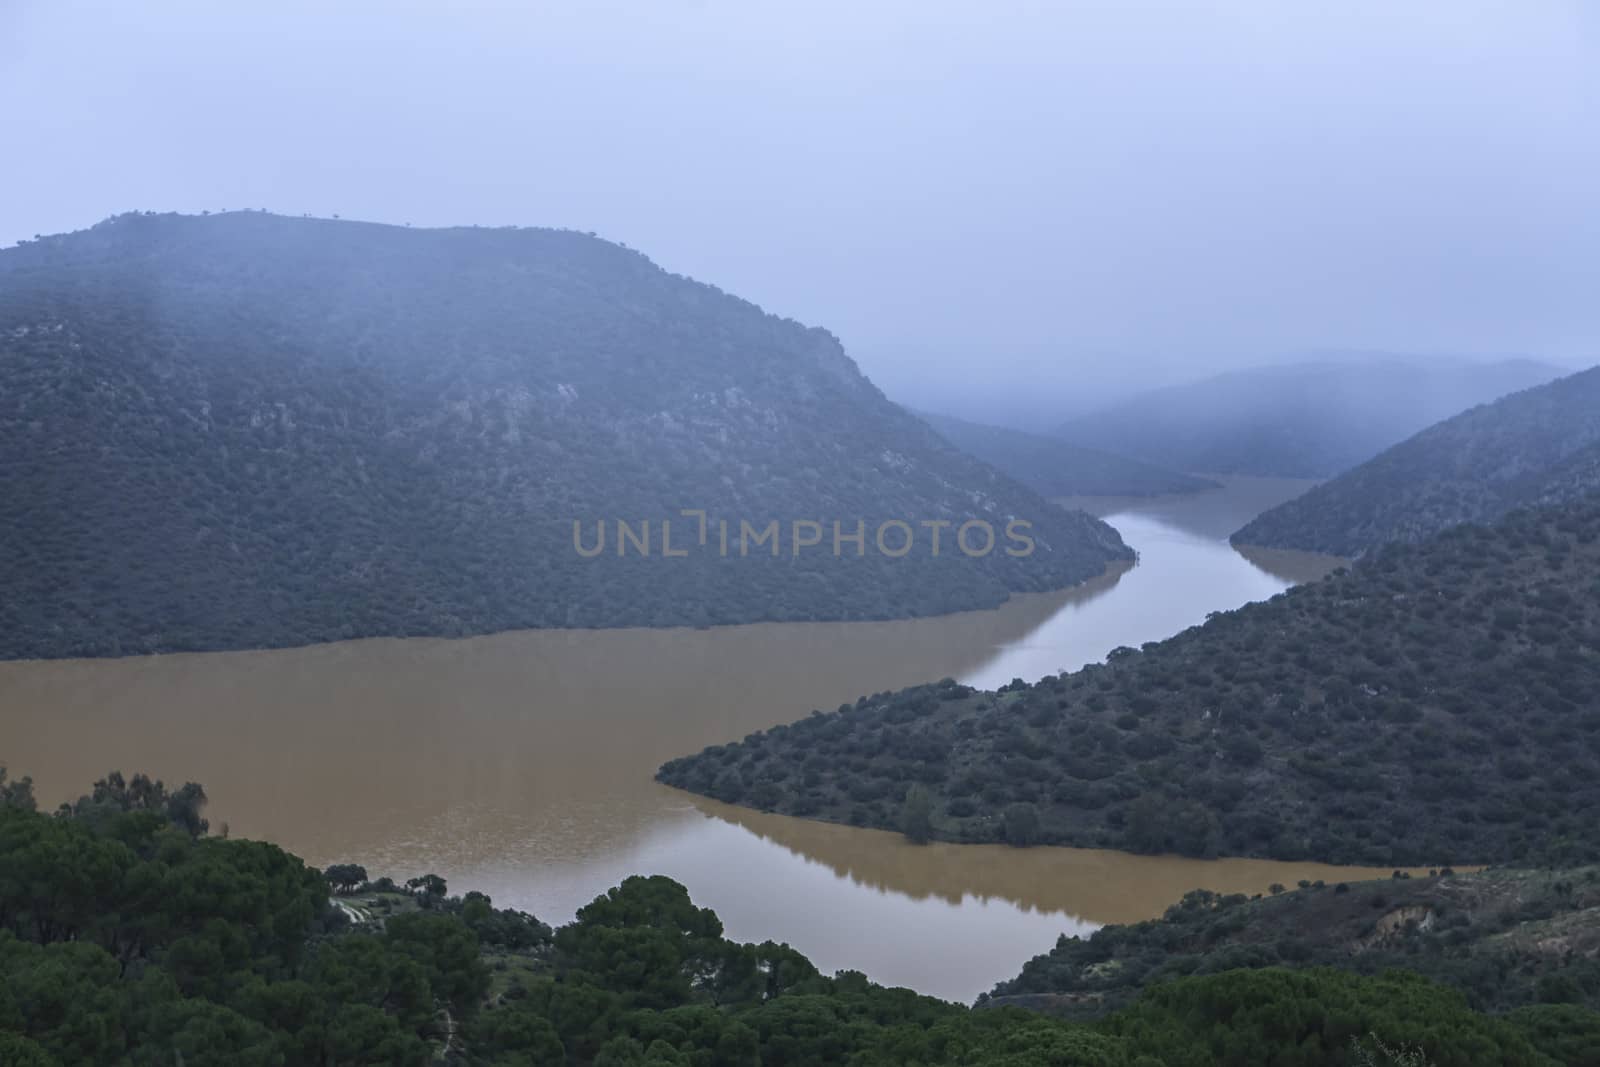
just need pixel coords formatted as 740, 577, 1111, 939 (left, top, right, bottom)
1235, 364, 1600, 556
659, 498, 1600, 866
385, 911, 490, 1019
0, 211, 1130, 660
405, 873, 448, 900
1504, 1004, 1600, 1065
1003, 803, 1043, 848
901, 784, 934, 844
0, 799, 345, 1063
0, 804, 322, 974
0, 1032, 55, 1067
1056, 356, 1564, 479
325, 863, 368, 894
1102, 968, 1551, 1066
460, 891, 551, 950
0, 766, 34, 811
0, 780, 1584, 1065
986, 867, 1600, 1022
55, 770, 210, 836
916, 410, 1218, 498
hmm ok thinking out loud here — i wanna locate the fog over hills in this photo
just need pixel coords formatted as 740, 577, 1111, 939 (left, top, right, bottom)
0, 211, 1129, 659
914, 411, 1218, 499
3, 3, 1600, 1063
1234, 365, 1600, 557
1053, 356, 1567, 479
9, 3, 1597, 406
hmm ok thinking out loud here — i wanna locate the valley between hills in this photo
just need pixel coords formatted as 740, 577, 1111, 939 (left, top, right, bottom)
4, 213, 1600, 1066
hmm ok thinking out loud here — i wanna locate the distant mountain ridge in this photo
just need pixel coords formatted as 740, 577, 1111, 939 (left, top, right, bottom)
914, 410, 1218, 498
1054, 357, 1567, 479
0, 211, 1130, 659
1234, 365, 1600, 557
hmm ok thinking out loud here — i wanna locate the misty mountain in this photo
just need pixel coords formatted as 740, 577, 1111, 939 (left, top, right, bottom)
1234, 366, 1600, 557
0, 211, 1129, 659
1054, 357, 1566, 479
659, 494, 1600, 868
914, 410, 1218, 499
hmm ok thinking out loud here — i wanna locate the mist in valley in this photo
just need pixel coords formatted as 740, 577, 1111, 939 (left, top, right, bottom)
4, 3, 1600, 1062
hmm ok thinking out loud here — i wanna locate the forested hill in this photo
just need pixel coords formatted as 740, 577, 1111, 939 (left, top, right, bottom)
1233, 365, 1600, 558
986, 865, 1600, 1024
916, 411, 1218, 498
0, 211, 1128, 659
1054, 357, 1565, 479
659, 495, 1600, 868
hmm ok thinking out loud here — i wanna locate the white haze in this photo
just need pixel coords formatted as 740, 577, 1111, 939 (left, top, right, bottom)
2, 0, 1596, 423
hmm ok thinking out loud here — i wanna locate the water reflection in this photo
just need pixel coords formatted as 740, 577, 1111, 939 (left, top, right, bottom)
1061, 475, 1325, 539
0, 562, 1130, 913
1234, 542, 1349, 585
624, 793, 1435, 1001
684, 794, 1427, 925
965, 479, 1341, 689
0, 477, 1353, 1003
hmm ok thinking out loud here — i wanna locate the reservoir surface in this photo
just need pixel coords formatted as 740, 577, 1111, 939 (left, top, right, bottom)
1, 477, 1396, 1001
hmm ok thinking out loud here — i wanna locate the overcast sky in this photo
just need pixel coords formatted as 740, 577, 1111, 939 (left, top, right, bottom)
3, 1, 1595, 420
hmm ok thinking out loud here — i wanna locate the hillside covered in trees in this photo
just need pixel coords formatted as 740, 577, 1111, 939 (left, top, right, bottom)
659, 496, 1600, 868
1054, 357, 1564, 479
915, 412, 1217, 499
1, 769, 1594, 1066
986, 866, 1600, 1026
1234, 366, 1600, 557
0, 212, 1128, 660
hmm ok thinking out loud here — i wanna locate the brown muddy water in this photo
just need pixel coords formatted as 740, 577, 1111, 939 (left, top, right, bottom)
2, 478, 1391, 1001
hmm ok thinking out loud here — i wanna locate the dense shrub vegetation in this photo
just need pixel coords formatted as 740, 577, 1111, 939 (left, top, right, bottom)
660, 497, 1600, 867
916, 412, 1217, 498
1054, 357, 1563, 479
0, 211, 1128, 660
986, 867, 1600, 1022
1234, 365, 1600, 556
0, 773, 1589, 1065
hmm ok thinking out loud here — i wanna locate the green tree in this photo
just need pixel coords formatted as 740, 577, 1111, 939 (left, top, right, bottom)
324, 863, 368, 894
386, 912, 490, 1020
1125, 794, 1167, 853
469, 1005, 567, 1065
1003, 803, 1042, 847
1506, 1004, 1600, 1065
404, 873, 447, 900
901, 784, 934, 844
0, 1033, 57, 1067
0, 766, 35, 811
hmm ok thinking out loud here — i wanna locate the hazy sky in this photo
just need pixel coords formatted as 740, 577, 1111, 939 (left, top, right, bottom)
3, 1, 1596, 419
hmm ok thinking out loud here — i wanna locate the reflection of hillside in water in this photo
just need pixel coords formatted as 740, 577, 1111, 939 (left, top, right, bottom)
1234, 542, 1348, 585
1062, 475, 1325, 540
684, 794, 1434, 927
0, 555, 1128, 898
0, 476, 1350, 945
